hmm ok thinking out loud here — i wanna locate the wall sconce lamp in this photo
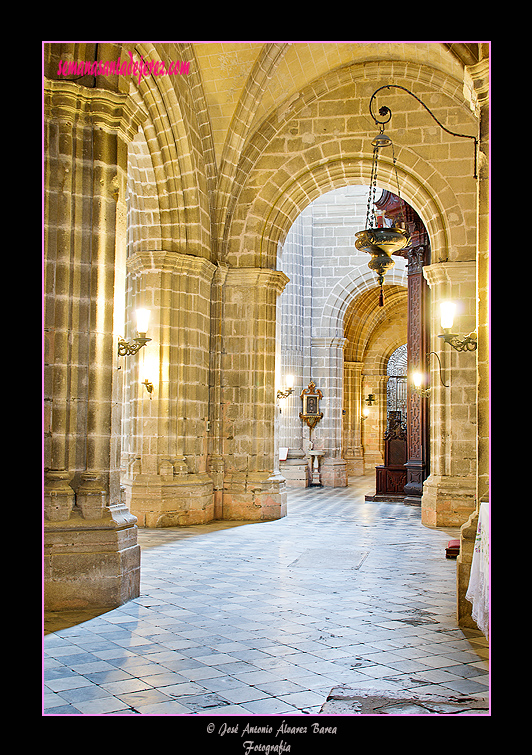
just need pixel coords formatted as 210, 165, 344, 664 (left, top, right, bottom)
141, 378, 154, 396
365, 393, 377, 406
411, 351, 449, 397
438, 302, 478, 352
277, 374, 295, 400
118, 308, 152, 356
362, 405, 370, 420
412, 371, 432, 398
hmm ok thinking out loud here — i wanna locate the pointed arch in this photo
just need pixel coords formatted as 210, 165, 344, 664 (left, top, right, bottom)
126, 43, 213, 259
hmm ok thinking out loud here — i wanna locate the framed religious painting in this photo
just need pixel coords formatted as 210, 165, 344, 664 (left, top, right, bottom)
299, 381, 323, 429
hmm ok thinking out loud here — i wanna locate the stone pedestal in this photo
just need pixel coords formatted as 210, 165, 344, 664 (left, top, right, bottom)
308, 450, 324, 486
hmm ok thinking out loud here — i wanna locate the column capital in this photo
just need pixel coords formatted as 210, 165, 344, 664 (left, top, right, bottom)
344, 360, 364, 372
225, 267, 290, 295
423, 260, 476, 289
311, 336, 347, 350
43, 78, 145, 142
127, 250, 217, 281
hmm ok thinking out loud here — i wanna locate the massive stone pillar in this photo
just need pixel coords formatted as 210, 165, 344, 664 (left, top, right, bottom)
457, 53, 490, 628
43, 78, 144, 610
220, 268, 290, 519
121, 252, 217, 527
421, 261, 477, 527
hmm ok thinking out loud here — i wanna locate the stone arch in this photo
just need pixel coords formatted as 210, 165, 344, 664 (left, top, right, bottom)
319, 264, 408, 342
254, 157, 449, 270
126, 43, 212, 260
214, 43, 290, 243
224, 58, 478, 270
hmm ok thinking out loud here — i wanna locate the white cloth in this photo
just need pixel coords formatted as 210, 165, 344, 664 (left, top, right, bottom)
465, 502, 490, 638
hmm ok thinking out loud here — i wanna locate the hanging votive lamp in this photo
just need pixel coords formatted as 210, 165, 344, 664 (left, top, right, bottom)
355, 111, 410, 307
356, 84, 479, 310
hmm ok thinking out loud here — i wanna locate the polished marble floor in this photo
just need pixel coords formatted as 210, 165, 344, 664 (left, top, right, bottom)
43, 477, 489, 716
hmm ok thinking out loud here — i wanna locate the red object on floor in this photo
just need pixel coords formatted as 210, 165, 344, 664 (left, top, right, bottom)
446, 539, 460, 558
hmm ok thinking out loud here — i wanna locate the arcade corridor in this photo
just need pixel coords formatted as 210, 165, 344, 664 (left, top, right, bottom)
43, 478, 489, 716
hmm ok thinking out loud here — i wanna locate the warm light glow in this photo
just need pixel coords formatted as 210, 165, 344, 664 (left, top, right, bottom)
413, 372, 423, 389
135, 308, 151, 334
286, 374, 294, 389
363, 406, 370, 417
440, 301, 456, 330
141, 350, 158, 392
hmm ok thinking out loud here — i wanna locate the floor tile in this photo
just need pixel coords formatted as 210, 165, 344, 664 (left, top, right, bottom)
43, 480, 490, 716
240, 698, 301, 714
216, 686, 270, 704
278, 690, 327, 707
254, 679, 306, 696
132, 700, 194, 715
72, 697, 130, 715
116, 688, 174, 707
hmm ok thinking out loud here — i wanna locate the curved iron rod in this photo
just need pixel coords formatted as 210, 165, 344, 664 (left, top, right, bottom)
427, 350, 449, 388
369, 84, 478, 178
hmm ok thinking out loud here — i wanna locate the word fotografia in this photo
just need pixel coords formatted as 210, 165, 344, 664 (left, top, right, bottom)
243, 742, 291, 755
56, 51, 190, 84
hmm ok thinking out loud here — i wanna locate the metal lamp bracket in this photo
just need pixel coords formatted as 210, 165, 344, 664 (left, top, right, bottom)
368, 84, 478, 178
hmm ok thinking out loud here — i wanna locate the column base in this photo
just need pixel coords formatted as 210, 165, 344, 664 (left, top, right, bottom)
320, 458, 347, 487
344, 455, 365, 476
280, 449, 309, 487
125, 471, 214, 528
222, 472, 287, 520
421, 474, 476, 527
456, 509, 481, 629
44, 504, 140, 611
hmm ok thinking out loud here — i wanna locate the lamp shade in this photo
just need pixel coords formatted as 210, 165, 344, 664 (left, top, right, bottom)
413, 372, 423, 389
440, 301, 456, 330
286, 374, 294, 388
135, 308, 151, 334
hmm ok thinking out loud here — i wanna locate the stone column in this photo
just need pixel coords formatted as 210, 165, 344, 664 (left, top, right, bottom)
221, 268, 290, 519
343, 361, 365, 475
457, 54, 490, 628
361, 374, 386, 471
421, 261, 477, 527
207, 262, 229, 519
311, 336, 347, 487
121, 252, 217, 527
43, 79, 143, 610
